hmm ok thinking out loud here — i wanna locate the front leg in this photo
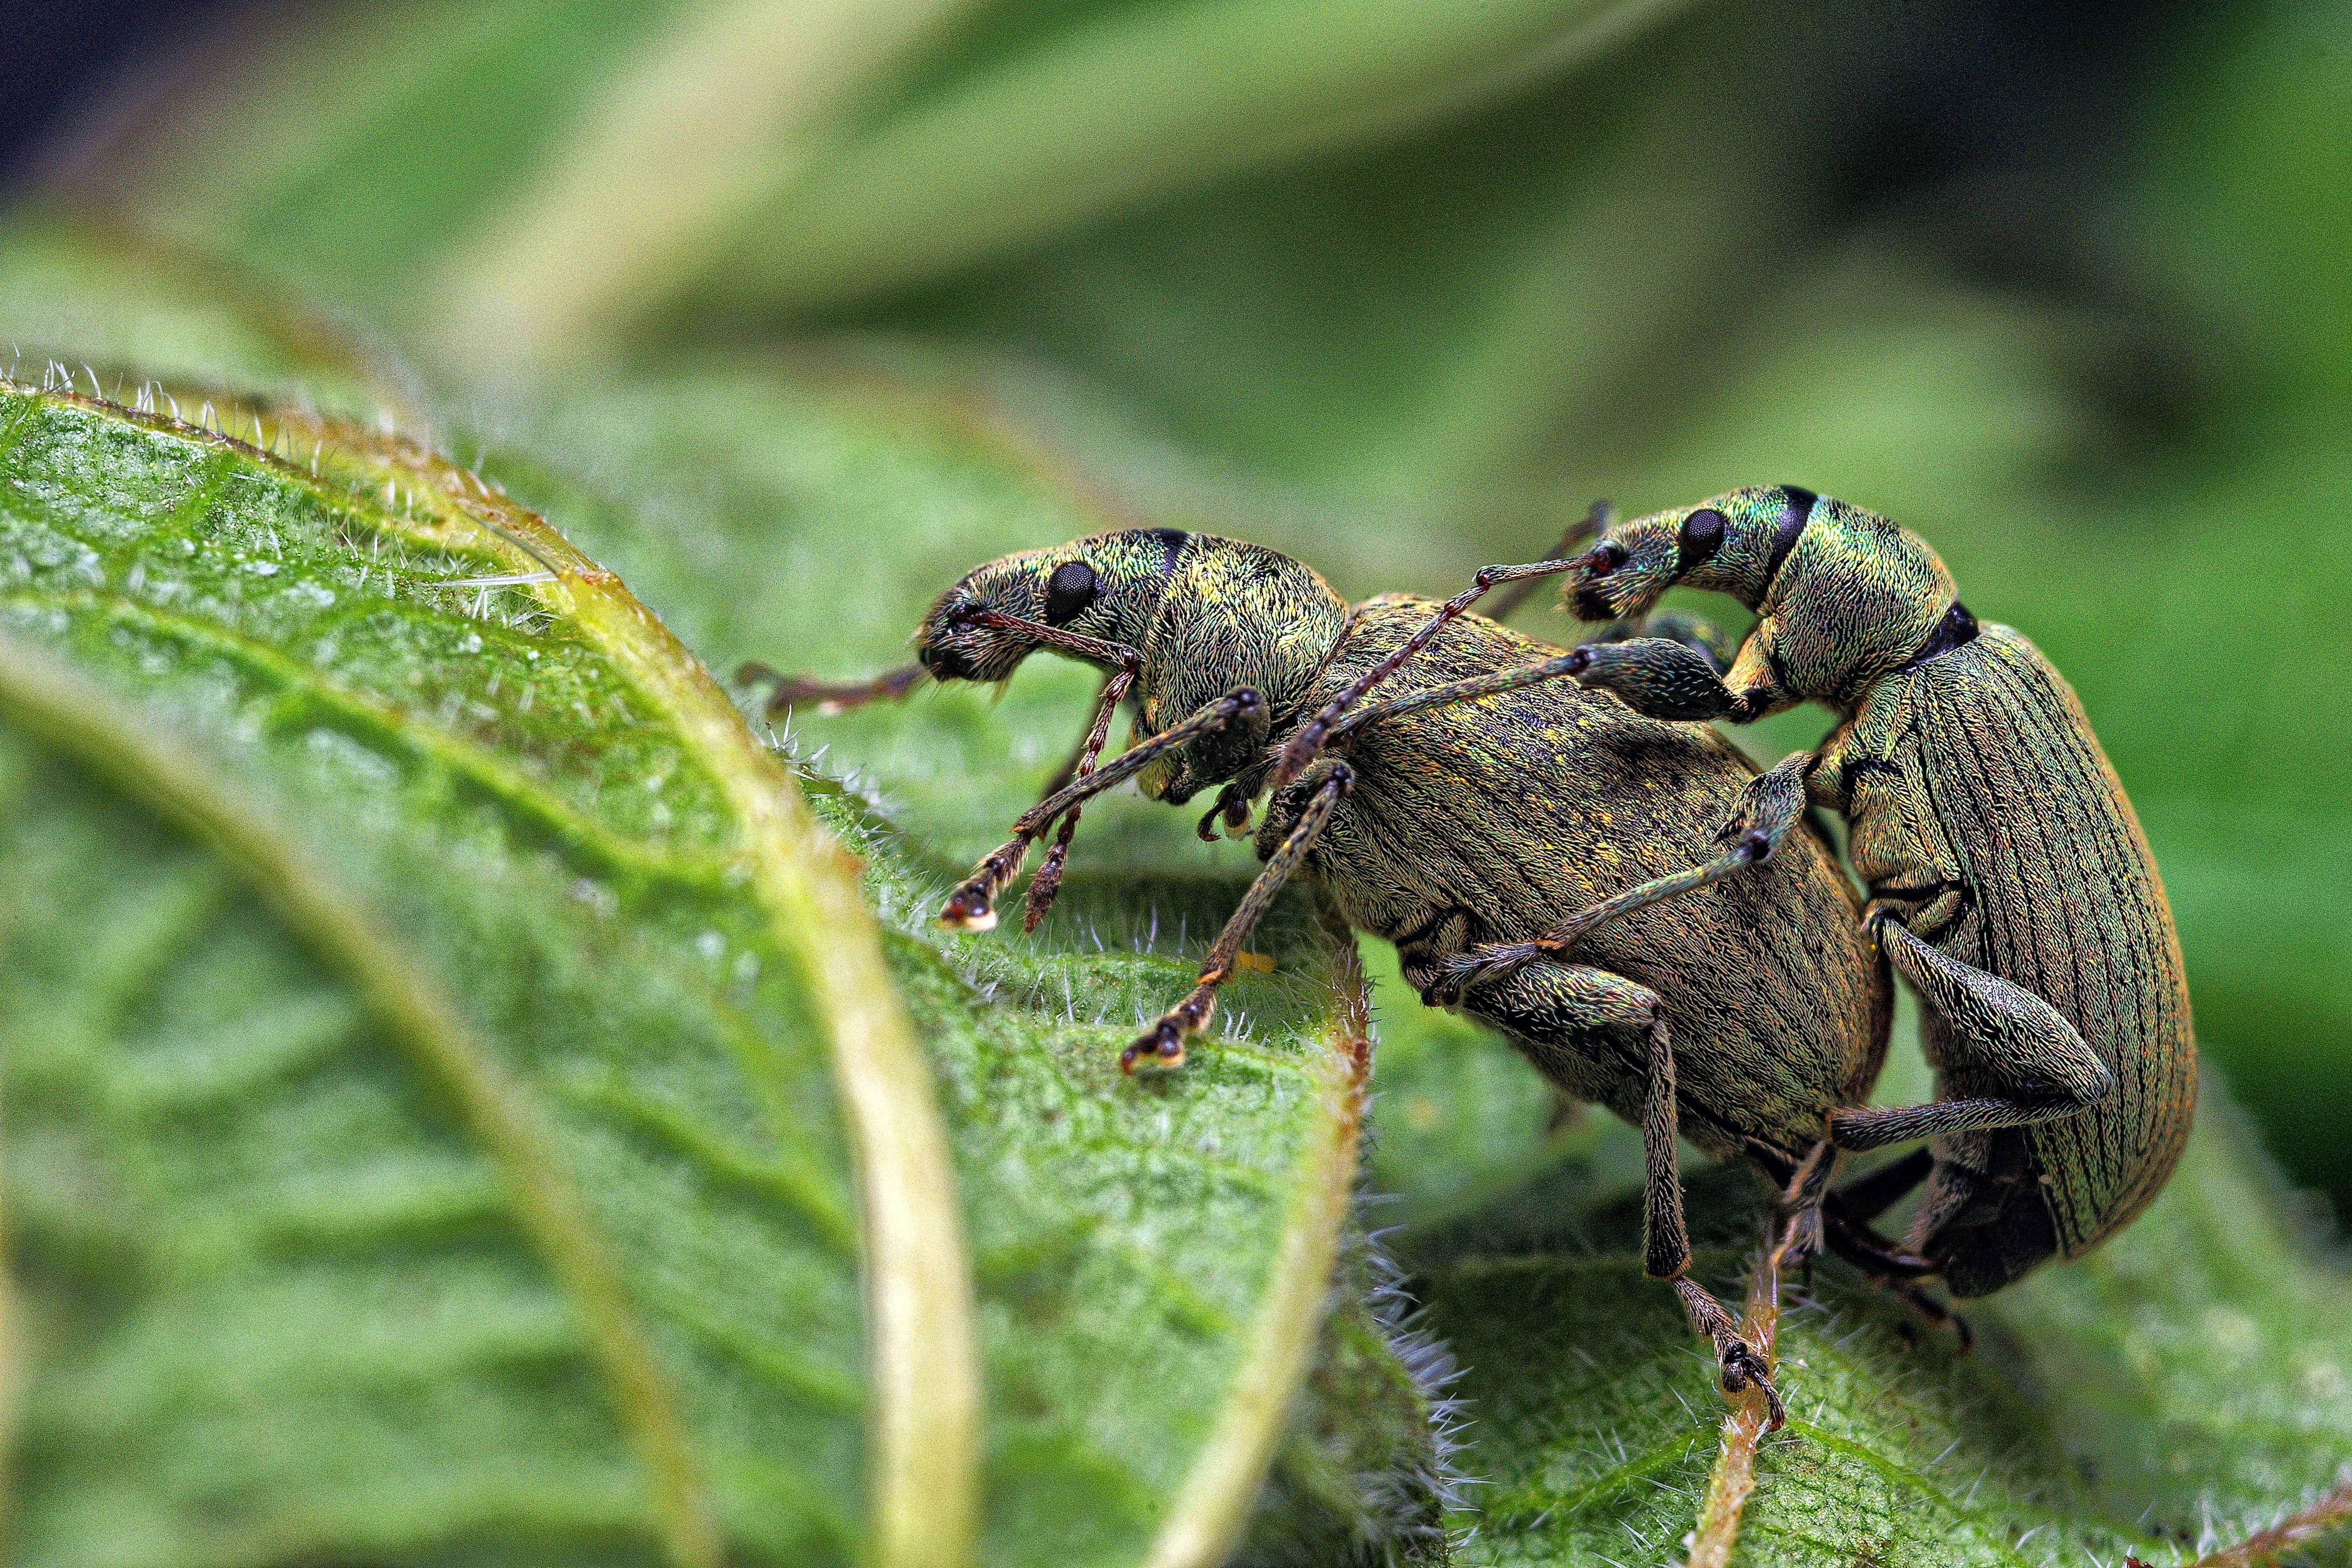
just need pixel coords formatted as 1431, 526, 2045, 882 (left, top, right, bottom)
1426, 751, 1816, 1002
1568, 636, 1773, 722
1123, 763, 1351, 1072
1435, 956, 1783, 1428
941, 685, 1261, 930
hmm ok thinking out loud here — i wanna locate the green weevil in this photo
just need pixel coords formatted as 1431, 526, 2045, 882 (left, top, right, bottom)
1319, 486, 2195, 1301
747, 523, 1903, 1421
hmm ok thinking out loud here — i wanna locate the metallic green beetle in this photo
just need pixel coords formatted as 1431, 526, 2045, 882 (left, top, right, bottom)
1329, 487, 2195, 1300
750, 525, 1897, 1422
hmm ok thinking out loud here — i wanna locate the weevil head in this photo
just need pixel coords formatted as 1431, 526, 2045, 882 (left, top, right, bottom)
914, 529, 1192, 684
1561, 485, 1814, 623
1565, 485, 1961, 707
914, 529, 1349, 803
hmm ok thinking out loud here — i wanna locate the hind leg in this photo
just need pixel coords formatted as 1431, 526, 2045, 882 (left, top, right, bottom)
1428, 750, 1816, 999
1828, 920, 2113, 1152
1423, 955, 1784, 1428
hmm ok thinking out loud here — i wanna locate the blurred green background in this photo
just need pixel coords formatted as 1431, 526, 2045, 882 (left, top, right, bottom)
6, 0, 2348, 1209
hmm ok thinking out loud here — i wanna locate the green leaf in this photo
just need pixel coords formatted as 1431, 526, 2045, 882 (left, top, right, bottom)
0, 322, 1415, 1568
1404, 1093, 2352, 1567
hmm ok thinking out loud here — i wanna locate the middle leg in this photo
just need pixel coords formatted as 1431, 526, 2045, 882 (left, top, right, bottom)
1425, 750, 1818, 1003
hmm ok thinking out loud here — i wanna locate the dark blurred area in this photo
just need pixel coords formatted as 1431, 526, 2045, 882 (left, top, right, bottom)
0, 0, 236, 183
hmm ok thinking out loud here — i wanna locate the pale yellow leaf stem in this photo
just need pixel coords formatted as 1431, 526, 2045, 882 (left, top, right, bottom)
1684, 1250, 1782, 1568
1142, 933, 1373, 1568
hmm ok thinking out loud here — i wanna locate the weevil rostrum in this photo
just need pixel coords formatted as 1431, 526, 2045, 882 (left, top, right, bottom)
746, 522, 1904, 1423
1348, 485, 2195, 1302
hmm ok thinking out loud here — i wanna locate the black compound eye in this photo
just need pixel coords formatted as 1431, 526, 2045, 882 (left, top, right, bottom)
1044, 560, 1099, 624
1586, 540, 1629, 576
1676, 507, 1727, 570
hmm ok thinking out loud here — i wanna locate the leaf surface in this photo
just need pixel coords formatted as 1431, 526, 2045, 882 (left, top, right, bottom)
0, 318, 1406, 1568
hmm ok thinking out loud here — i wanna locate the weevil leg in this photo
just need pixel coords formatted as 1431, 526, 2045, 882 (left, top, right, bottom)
1828, 920, 2114, 1152
1123, 763, 1351, 1072
1040, 672, 1126, 796
1770, 1139, 1840, 1278
1268, 502, 1615, 790
941, 686, 1261, 930
1832, 1148, 1935, 1222
1815, 1182, 1967, 1347
1022, 668, 1137, 931
1565, 635, 1769, 722
1592, 608, 1737, 674
1822, 1206, 1937, 1279
1442, 957, 1782, 1427
1424, 752, 1818, 1000
1882, 1282, 1975, 1353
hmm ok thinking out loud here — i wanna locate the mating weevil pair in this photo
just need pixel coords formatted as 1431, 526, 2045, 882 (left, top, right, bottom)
747, 487, 2193, 1424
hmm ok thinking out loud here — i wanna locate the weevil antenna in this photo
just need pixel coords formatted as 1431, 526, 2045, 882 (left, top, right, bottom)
1483, 499, 1610, 621
736, 660, 925, 717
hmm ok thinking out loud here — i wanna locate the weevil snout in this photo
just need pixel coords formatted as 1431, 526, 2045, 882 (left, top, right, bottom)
915, 592, 1026, 684
1564, 531, 1675, 622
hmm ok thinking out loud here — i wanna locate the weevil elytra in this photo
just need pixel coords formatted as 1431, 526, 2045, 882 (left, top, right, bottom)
747, 523, 1902, 1422
1351, 485, 2195, 1301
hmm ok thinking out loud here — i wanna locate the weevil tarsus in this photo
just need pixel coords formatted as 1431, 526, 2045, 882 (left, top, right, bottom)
1124, 762, 1353, 1072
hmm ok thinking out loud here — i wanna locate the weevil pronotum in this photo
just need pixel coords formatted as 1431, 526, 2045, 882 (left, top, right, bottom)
745, 521, 1907, 1423
1331, 486, 2196, 1303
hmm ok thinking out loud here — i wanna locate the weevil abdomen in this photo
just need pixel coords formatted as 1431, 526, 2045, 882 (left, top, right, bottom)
1830, 624, 2194, 1292
1275, 599, 1890, 1167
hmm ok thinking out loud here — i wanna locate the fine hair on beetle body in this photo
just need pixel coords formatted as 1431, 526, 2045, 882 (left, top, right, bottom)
746, 521, 1909, 1427
1332, 484, 2195, 1308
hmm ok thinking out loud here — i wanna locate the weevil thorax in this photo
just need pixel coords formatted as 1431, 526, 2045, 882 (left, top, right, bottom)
1567, 484, 1961, 707
1127, 535, 1348, 801
1754, 493, 1959, 705
914, 529, 1348, 802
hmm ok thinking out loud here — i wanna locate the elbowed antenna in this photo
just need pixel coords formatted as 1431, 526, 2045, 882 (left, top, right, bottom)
737, 660, 925, 716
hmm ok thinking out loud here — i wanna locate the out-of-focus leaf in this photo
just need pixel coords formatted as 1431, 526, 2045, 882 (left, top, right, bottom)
0, 382, 967, 1568
692, 0, 1699, 319
58, 0, 1698, 361
2138, 0, 2352, 406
